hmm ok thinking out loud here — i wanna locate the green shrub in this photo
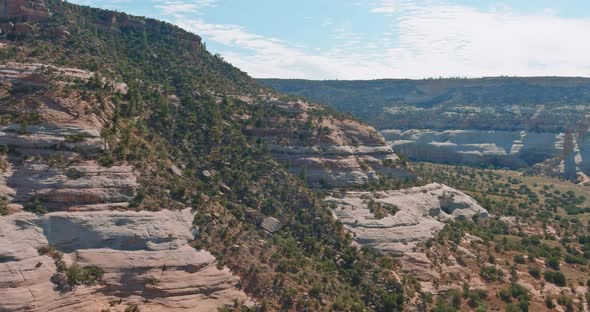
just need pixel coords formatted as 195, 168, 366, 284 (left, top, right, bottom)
25, 198, 47, 215
0, 195, 8, 215
513, 254, 525, 264
480, 265, 504, 282
66, 264, 105, 286
546, 256, 560, 270
543, 270, 566, 286
65, 168, 83, 179
545, 294, 555, 308
64, 133, 86, 143
527, 266, 541, 279
498, 288, 511, 302
124, 305, 140, 312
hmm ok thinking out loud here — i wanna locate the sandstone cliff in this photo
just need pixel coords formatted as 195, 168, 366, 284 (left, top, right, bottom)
240, 96, 415, 188
0, 0, 50, 20
0, 209, 251, 311
0, 61, 251, 311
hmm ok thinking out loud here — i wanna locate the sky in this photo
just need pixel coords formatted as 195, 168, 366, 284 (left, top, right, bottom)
68, 0, 590, 80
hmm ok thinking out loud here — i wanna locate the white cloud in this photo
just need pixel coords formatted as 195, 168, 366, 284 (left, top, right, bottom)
167, 1, 590, 79
371, 0, 396, 14
153, 0, 217, 15
386, 3, 590, 78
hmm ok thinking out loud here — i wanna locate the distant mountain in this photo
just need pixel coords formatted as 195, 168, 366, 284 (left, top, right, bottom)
260, 78, 590, 175
259, 77, 590, 131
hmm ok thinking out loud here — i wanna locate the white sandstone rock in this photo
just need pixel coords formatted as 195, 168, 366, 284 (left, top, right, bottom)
0, 209, 251, 311
326, 183, 488, 254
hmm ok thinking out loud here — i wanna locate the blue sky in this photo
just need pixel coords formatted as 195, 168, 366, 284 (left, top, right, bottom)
68, 0, 590, 79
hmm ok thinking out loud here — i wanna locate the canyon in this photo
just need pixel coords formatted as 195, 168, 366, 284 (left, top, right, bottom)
261, 78, 590, 182
3, 1, 589, 311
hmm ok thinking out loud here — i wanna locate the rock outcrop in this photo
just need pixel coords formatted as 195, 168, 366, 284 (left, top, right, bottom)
326, 183, 488, 255
0, 0, 51, 20
530, 120, 590, 184
0, 209, 251, 311
578, 121, 590, 175
241, 96, 416, 188
260, 216, 281, 233
0, 61, 252, 311
0, 62, 137, 211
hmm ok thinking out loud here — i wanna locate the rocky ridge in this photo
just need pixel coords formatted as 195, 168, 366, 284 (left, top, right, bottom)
0, 60, 251, 311
240, 96, 415, 188
0, 0, 50, 20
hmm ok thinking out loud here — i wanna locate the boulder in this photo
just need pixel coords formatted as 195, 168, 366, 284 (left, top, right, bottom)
169, 164, 183, 177
260, 216, 282, 233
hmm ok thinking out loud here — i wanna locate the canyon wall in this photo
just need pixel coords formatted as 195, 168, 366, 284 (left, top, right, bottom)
239, 96, 416, 188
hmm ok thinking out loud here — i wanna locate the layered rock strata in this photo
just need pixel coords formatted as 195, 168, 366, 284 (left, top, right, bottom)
382, 129, 564, 168
242, 97, 416, 188
0, 0, 51, 20
0, 209, 251, 311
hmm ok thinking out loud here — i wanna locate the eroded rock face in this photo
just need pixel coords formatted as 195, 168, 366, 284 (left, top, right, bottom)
0, 123, 138, 211
0, 0, 51, 20
0, 209, 251, 311
5, 160, 137, 211
0, 62, 137, 211
383, 129, 565, 168
326, 183, 488, 254
241, 96, 416, 188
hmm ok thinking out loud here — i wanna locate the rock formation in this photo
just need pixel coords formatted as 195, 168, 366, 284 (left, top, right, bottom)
241, 96, 416, 188
0, 209, 251, 311
578, 119, 590, 175
0, 0, 51, 20
563, 130, 577, 180
531, 121, 590, 184
260, 216, 282, 233
262, 78, 590, 177
0, 61, 251, 311
0, 63, 136, 211
382, 129, 563, 169
326, 183, 488, 255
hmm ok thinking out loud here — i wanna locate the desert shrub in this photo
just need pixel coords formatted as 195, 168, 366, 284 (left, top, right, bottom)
498, 288, 512, 302
66, 264, 104, 286
25, 197, 48, 215
527, 266, 541, 279
480, 265, 504, 282
513, 254, 525, 264
545, 256, 560, 270
65, 168, 83, 179
543, 270, 566, 286
545, 294, 555, 308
